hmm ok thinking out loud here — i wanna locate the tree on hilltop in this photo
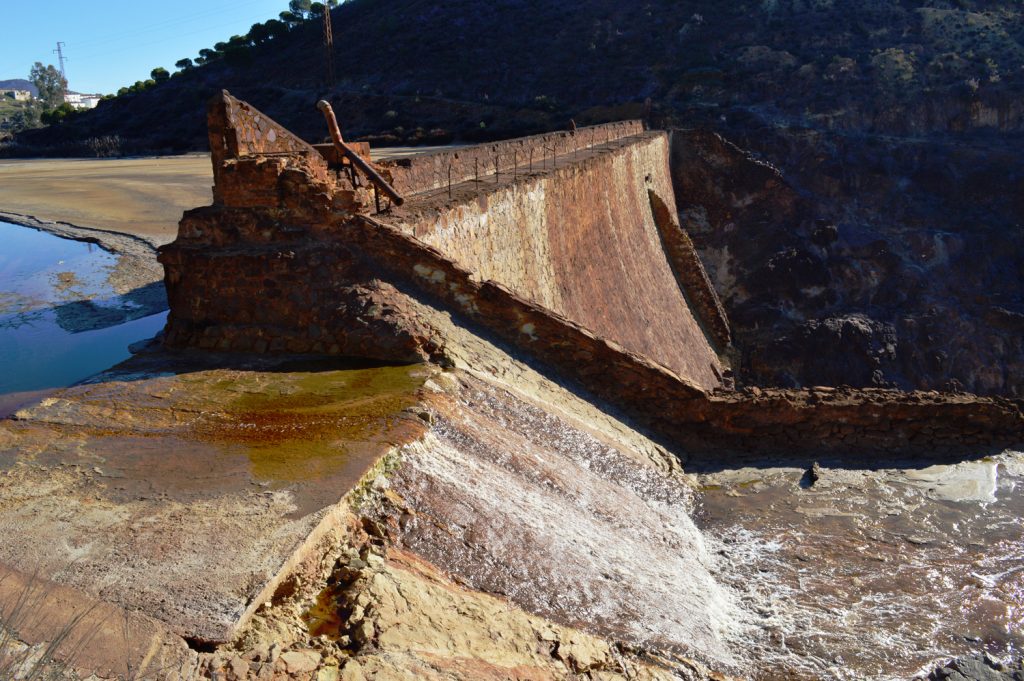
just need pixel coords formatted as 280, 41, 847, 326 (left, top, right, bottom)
288, 0, 312, 19
311, 0, 340, 16
196, 49, 218, 65
29, 62, 67, 110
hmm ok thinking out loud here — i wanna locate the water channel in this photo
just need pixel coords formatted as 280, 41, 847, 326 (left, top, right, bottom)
0, 220, 167, 410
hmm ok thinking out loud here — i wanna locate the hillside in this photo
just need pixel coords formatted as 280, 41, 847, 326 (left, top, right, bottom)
4, 0, 1024, 155
0, 79, 37, 95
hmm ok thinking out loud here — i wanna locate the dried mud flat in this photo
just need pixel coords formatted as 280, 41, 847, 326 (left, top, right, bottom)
0, 155, 213, 244
0, 150, 444, 246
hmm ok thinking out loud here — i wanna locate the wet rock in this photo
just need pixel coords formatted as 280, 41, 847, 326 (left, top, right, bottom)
316, 667, 340, 681
339, 661, 366, 681
353, 619, 375, 646
226, 655, 250, 680
364, 375, 737, 663
769, 315, 900, 389
250, 642, 272, 663
811, 223, 839, 247
929, 654, 1024, 681
802, 462, 823, 487
554, 634, 611, 672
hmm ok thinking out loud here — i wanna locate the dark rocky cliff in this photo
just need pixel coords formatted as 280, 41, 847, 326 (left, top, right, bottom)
672, 126, 1024, 396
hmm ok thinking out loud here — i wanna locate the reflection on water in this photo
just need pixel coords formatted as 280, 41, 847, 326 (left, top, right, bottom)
0, 221, 167, 395
696, 453, 1024, 680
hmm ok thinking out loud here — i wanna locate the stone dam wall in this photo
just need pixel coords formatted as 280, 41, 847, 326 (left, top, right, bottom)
162, 92, 727, 392
158, 92, 1024, 457
388, 130, 725, 387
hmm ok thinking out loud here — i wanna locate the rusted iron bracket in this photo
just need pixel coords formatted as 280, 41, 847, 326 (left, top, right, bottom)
317, 100, 404, 207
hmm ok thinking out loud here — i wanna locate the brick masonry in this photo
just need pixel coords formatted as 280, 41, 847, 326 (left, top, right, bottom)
386, 130, 725, 389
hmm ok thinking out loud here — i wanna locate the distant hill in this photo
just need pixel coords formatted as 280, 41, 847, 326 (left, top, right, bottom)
4, 0, 1024, 156
0, 79, 37, 96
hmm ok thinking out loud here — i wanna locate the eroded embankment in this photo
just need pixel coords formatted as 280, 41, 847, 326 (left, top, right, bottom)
0, 339, 739, 680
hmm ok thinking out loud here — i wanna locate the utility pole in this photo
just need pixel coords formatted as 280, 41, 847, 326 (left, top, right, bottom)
53, 41, 68, 80
322, 5, 335, 88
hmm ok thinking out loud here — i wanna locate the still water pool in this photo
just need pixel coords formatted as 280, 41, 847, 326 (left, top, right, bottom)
0, 221, 167, 397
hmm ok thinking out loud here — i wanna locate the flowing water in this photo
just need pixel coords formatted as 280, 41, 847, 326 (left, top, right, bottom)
0, 221, 166, 405
696, 451, 1024, 680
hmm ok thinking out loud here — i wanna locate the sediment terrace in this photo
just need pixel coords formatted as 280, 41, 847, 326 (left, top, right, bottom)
1, 92, 1022, 680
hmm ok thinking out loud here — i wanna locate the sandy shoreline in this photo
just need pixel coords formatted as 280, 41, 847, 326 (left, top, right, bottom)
0, 209, 164, 257
0, 154, 214, 244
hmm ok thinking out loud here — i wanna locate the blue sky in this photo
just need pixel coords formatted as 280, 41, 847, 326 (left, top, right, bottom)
0, 0, 287, 94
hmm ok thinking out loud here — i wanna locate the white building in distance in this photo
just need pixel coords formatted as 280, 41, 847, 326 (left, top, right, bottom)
64, 91, 101, 109
1, 89, 32, 101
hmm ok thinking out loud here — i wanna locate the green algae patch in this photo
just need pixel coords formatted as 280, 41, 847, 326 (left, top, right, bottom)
191, 362, 432, 509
